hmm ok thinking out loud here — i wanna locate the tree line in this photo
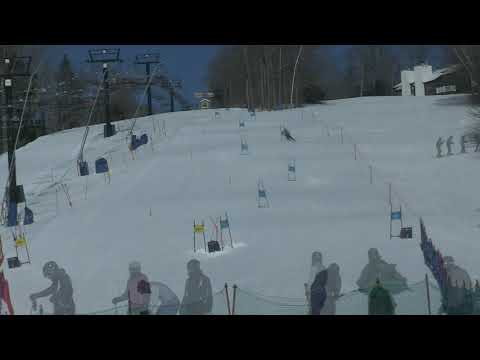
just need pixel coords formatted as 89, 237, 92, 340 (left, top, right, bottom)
206, 45, 456, 108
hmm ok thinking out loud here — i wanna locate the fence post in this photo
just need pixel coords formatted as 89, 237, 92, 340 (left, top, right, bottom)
425, 274, 432, 315
354, 144, 357, 160
369, 165, 373, 185
55, 188, 59, 215
225, 283, 231, 315
340, 127, 343, 144
232, 284, 238, 315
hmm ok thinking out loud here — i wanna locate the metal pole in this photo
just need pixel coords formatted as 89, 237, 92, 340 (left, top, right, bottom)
389, 183, 392, 240
354, 144, 357, 160
55, 187, 59, 215
103, 64, 111, 128
232, 284, 237, 315
202, 221, 207, 253
425, 273, 432, 315
193, 221, 196, 253
340, 127, 343, 144
369, 165, 373, 185
389, 183, 392, 206
5, 76, 17, 204
400, 205, 403, 228
226, 212, 233, 248
224, 283, 231, 315
170, 88, 175, 113
146, 63, 152, 116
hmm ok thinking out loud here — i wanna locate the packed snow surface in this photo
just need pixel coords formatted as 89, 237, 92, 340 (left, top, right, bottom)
1, 94, 477, 315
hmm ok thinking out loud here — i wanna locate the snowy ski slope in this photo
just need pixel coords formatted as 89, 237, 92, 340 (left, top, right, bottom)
0, 94, 477, 315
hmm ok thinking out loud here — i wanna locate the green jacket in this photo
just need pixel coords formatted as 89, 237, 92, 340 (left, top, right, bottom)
368, 284, 395, 315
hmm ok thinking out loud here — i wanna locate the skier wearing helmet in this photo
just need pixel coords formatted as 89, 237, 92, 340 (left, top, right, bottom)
357, 248, 408, 294
179, 259, 212, 315
29, 261, 75, 315
112, 261, 151, 315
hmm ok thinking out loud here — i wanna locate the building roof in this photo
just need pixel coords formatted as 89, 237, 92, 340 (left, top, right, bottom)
393, 64, 463, 90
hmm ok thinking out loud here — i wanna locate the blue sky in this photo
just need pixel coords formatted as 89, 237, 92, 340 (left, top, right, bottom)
47, 45, 222, 109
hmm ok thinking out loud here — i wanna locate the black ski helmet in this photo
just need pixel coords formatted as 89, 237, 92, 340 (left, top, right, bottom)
43, 261, 58, 277
312, 251, 323, 265
187, 259, 201, 273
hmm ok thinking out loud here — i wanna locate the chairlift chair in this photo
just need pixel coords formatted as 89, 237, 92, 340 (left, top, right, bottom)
7, 257, 21, 269
15, 185, 25, 204
104, 123, 116, 138
23, 206, 34, 226
95, 158, 109, 174
78, 160, 89, 177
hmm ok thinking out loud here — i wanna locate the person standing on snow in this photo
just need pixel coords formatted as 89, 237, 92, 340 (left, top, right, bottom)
436, 137, 444, 158
474, 133, 480, 152
443, 256, 472, 314
368, 278, 396, 315
357, 248, 408, 294
29, 261, 75, 315
310, 269, 328, 315
112, 261, 151, 315
321, 263, 342, 315
460, 135, 467, 154
179, 259, 213, 315
446, 136, 454, 156
305, 251, 325, 314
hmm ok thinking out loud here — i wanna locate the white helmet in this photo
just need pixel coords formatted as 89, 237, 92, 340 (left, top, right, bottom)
129, 261, 141, 272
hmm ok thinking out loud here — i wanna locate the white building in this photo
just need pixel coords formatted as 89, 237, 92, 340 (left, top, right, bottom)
199, 98, 211, 109
393, 63, 470, 96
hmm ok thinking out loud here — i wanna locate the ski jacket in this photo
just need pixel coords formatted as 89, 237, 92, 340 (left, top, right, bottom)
180, 273, 212, 315
122, 273, 151, 312
310, 270, 328, 315
368, 284, 395, 315
30, 268, 75, 315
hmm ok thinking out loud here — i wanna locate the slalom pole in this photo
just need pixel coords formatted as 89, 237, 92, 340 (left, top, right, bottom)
425, 274, 432, 315
202, 221, 207, 253
232, 284, 237, 315
226, 212, 233, 248
193, 220, 196, 253
224, 283, 231, 315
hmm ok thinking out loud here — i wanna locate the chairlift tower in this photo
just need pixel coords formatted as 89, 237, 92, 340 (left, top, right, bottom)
86, 49, 122, 138
1, 55, 31, 206
134, 53, 162, 116
160, 79, 182, 113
